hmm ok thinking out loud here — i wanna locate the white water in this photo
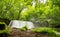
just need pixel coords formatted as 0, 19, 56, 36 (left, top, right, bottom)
9, 20, 35, 29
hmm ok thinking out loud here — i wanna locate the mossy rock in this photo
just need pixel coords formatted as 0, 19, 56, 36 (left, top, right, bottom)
0, 22, 10, 34
0, 22, 7, 30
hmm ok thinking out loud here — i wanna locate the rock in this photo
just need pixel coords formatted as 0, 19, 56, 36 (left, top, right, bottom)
7, 28, 53, 37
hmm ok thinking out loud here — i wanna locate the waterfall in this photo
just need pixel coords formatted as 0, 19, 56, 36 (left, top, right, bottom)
9, 20, 35, 29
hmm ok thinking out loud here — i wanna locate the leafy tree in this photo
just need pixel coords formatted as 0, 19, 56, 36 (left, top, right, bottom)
0, 0, 60, 26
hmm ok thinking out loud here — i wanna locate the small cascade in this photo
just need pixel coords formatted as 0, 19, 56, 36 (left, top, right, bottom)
9, 20, 35, 29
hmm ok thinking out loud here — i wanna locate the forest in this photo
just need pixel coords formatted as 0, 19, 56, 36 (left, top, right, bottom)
0, 0, 60, 37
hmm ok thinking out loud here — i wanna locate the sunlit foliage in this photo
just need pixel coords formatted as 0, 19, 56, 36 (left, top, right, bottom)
0, 0, 60, 25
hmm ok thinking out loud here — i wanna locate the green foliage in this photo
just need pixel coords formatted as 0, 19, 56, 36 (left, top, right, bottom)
48, 0, 60, 25
0, 22, 6, 24
56, 34, 60, 37
19, 25, 27, 31
0, 27, 10, 34
31, 27, 56, 36
0, 0, 32, 20
54, 28, 60, 32
0, 22, 10, 34
0, 0, 60, 26
0, 22, 7, 28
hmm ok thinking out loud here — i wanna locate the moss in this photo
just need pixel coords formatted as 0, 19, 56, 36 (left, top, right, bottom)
0, 27, 11, 34
31, 27, 56, 37
0, 22, 11, 34
19, 25, 28, 31
56, 34, 60, 37
54, 28, 60, 32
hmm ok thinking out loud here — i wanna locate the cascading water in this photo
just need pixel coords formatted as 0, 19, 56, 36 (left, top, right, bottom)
9, 20, 35, 29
